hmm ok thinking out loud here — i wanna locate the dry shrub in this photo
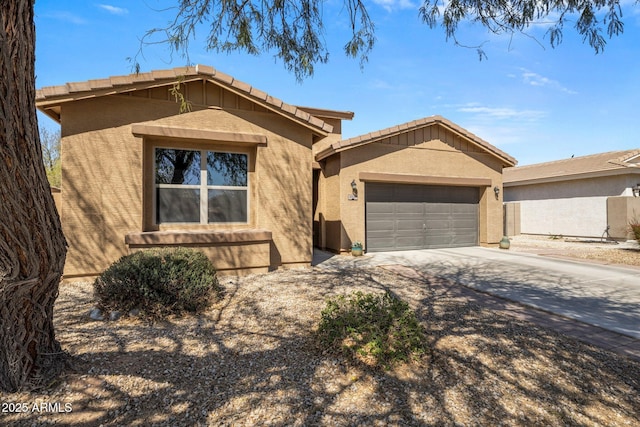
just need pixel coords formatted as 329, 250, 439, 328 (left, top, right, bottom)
93, 248, 221, 319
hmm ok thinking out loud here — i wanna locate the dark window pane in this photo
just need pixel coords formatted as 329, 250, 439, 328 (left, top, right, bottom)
207, 152, 247, 186
156, 188, 200, 223
155, 149, 201, 185
208, 190, 247, 223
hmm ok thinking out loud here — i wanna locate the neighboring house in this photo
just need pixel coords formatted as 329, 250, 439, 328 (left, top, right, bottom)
503, 150, 640, 240
36, 65, 516, 279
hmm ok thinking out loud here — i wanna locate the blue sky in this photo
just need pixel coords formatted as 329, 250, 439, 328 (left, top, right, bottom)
35, 1, 640, 166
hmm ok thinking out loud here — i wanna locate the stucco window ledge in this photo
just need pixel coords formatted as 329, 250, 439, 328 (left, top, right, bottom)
125, 229, 272, 246
131, 123, 267, 146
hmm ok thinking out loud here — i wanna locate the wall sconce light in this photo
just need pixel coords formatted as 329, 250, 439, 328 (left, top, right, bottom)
493, 186, 500, 199
348, 179, 358, 201
633, 183, 640, 197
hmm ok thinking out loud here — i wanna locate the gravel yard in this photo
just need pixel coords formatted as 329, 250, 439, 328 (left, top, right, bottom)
3, 255, 640, 426
508, 235, 640, 267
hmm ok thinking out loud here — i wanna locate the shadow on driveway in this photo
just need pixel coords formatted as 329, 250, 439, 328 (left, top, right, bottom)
314, 247, 640, 339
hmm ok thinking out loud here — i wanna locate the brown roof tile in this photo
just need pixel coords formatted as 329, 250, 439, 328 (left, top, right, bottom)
39, 86, 67, 97
88, 78, 113, 89
249, 87, 268, 101
232, 79, 251, 93
316, 115, 516, 166
149, 69, 177, 79
266, 95, 283, 109
194, 64, 215, 75
66, 82, 91, 93
109, 75, 133, 86
35, 64, 338, 135
504, 149, 640, 185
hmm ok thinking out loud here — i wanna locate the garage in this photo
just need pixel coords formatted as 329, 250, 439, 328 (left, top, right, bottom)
365, 183, 479, 252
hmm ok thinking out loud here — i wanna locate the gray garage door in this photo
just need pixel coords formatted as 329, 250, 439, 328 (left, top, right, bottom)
366, 183, 479, 252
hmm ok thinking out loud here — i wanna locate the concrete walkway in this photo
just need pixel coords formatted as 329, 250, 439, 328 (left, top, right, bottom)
313, 247, 640, 361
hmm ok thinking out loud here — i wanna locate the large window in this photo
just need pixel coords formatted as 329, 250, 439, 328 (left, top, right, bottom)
155, 148, 248, 224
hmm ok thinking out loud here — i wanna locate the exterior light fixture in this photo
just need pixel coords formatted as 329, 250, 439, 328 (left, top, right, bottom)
633, 183, 640, 197
348, 179, 358, 201
493, 186, 500, 199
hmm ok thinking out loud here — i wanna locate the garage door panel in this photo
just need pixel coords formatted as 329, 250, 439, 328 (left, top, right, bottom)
396, 203, 423, 215
366, 183, 397, 202
367, 237, 397, 251
396, 213, 425, 221
395, 238, 425, 249
453, 204, 479, 214
366, 183, 479, 252
397, 219, 424, 231
426, 223, 453, 234
367, 202, 395, 214
424, 203, 451, 214
367, 220, 395, 234
452, 235, 477, 245
395, 186, 426, 202
425, 235, 453, 248
453, 221, 478, 228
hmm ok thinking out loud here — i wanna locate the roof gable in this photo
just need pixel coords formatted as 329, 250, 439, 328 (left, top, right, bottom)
36, 64, 335, 136
315, 115, 516, 166
504, 149, 640, 186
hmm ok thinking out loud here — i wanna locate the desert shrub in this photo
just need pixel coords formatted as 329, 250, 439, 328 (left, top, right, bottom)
317, 291, 428, 369
630, 222, 640, 243
93, 248, 221, 319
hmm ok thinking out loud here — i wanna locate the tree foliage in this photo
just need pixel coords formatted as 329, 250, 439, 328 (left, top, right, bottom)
419, 0, 632, 58
139, 0, 375, 81
40, 126, 61, 187
141, 0, 635, 79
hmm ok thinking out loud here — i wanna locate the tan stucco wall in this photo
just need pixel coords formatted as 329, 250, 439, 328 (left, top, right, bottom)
504, 202, 521, 237
317, 125, 505, 252
311, 117, 344, 155
607, 196, 640, 240
315, 154, 343, 251
59, 88, 318, 278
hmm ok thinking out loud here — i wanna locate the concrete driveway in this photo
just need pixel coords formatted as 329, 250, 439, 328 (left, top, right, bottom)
314, 247, 640, 339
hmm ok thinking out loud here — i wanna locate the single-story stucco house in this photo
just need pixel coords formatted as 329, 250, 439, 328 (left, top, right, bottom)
36, 65, 516, 280
503, 150, 640, 240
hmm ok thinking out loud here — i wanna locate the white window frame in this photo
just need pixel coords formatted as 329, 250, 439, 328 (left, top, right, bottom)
154, 147, 249, 225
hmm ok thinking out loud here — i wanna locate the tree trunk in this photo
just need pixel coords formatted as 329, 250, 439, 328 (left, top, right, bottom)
0, 1, 67, 392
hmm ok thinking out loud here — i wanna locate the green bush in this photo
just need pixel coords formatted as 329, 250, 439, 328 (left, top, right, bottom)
317, 291, 428, 369
93, 248, 221, 319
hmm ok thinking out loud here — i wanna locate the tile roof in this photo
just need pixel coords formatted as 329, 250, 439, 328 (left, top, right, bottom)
315, 115, 517, 166
503, 149, 640, 185
35, 64, 337, 135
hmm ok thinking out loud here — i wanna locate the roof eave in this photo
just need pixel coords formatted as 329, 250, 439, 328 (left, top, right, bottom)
296, 106, 355, 120
504, 166, 640, 187
35, 64, 333, 137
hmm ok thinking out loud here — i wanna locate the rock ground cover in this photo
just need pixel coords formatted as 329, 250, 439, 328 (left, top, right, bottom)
508, 235, 640, 267
1, 241, 640, 426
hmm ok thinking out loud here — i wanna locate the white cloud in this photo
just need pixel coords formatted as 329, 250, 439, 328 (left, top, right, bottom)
520, 69, 577, 94
47, 11, 87, 25
97, 4, 129, 15
446, 102, 548, 148
455, 103, 547, 121
369, 78, 396, 90
372, 0, 416, 12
